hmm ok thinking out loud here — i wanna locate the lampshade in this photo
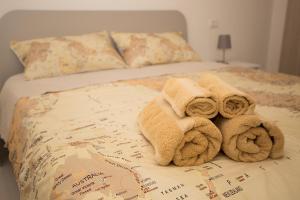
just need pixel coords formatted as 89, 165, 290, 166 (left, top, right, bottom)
217, 34, 231, 49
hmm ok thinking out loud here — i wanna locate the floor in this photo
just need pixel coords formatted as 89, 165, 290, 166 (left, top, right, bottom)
0, 157, 19, 200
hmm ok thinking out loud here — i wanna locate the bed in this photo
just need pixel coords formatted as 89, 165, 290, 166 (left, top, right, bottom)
0, 10, 300, 200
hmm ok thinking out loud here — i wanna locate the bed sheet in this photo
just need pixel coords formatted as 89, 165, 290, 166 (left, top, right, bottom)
7, 66, 300, 200
0, 61, 225, 142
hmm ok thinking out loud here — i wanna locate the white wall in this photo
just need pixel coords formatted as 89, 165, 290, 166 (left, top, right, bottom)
0, 0, 274, 67
265, 0, 288, 72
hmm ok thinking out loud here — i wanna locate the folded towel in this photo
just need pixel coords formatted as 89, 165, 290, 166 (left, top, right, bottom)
198, 73, 255, 118
214, 114, 284, 162
138, 96, 222, 166
162, 78, 218, 118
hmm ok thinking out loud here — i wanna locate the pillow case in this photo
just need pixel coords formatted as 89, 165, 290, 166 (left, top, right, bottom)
111, 32, 201, 68
10, 32, 127, 80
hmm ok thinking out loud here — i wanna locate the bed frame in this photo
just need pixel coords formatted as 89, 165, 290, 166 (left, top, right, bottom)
0, 10, 187, 90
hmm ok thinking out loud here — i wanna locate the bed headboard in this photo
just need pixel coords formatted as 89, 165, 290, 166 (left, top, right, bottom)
0, 10, 187, 89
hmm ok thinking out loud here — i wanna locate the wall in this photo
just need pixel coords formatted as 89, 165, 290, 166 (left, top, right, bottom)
266, 0, 288, 72
279, 0, 300, 75
0, 0, 273, 67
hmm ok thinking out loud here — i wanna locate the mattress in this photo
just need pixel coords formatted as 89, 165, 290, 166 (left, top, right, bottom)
3, 63, 300, 200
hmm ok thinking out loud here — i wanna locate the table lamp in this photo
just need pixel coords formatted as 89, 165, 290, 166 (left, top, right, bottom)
217, 34, 231, 64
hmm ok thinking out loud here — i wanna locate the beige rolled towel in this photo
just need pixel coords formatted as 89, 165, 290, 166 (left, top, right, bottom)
215, 114, 284, 162
198, 73, 255, 118
162, 78, 218, 119
138, 96, 222, 166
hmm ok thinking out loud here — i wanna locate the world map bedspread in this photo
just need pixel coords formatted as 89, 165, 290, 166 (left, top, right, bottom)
8, 67, 300, 200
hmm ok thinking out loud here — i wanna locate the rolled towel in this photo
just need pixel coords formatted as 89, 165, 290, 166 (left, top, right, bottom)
198, 73, 255, 118
215, 114, 284, 162
138, 96, 222, 166
162, 78, 218, 118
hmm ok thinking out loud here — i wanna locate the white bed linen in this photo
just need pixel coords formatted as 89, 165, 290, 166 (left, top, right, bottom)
0, 61, 226, 142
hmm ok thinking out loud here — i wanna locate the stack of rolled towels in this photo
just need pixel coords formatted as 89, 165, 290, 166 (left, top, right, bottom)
138, 73, 284, 166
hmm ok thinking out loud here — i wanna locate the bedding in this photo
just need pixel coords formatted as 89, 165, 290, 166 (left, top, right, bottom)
10, 32, 126, 80
0, 61, 224, 142
5, 65, 300, 199
111, 32, 200, 68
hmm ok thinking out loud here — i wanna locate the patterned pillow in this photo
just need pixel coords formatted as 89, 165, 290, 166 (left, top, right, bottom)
10, 32, 127, 80
111, 32, 201, 68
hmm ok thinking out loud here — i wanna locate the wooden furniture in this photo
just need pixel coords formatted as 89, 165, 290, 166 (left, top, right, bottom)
0, 139, 8, 165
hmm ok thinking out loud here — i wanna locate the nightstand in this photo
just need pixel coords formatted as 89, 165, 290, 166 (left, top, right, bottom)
229, 61, 261, 69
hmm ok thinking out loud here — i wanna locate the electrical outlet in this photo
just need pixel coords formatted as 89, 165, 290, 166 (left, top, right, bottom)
209, 19, 219, 29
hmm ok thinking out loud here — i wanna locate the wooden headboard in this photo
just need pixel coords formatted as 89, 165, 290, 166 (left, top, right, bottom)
0, 10, 187, 89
